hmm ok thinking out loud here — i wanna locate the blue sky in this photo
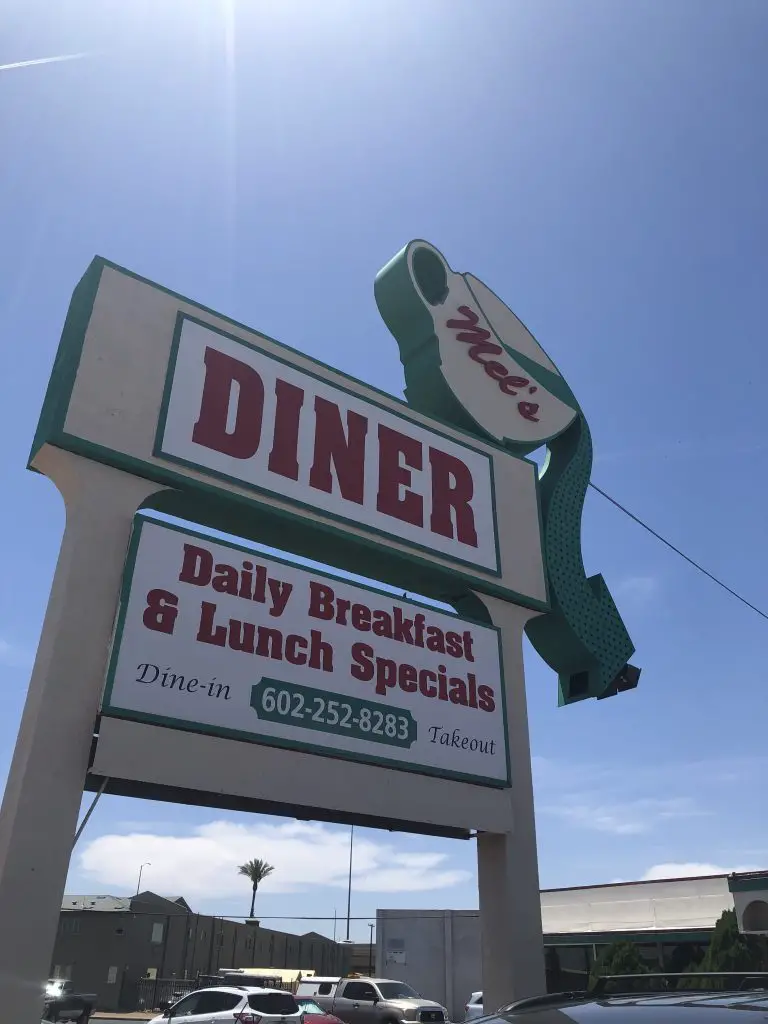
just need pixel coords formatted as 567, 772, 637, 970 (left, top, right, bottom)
2, 0, 768, 941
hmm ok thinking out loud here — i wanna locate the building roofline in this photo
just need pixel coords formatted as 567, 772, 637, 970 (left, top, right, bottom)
61, 890, 197, 913
378, 872, 736, 913
727, 870, 768, 893
540, 872, 730, 895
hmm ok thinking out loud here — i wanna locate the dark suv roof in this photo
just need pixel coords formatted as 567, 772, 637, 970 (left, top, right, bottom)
483, 974, 768, 1023
491, 992, 768, 1022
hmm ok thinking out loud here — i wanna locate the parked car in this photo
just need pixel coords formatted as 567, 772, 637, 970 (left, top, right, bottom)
150, 985, 304, 1024
295, 976, 447, 1024
43, 979, 96, 1023
298, 996, 346, 1024
478, 973, 768, 1023
464, 992, 483, 1020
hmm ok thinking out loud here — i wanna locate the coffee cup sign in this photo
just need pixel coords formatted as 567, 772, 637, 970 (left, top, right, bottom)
376, 240, 639, 705
375, 241, 580, 451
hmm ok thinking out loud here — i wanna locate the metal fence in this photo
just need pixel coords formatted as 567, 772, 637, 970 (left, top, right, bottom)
134, 973, 298, 1011
136, 977, 198, 1011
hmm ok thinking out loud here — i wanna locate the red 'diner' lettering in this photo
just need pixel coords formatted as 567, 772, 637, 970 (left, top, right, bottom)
190, 345, 480, 547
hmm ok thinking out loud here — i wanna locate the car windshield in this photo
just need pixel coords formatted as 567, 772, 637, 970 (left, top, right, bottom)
377, 983, 421, 1000
299, 1000, 325, 1014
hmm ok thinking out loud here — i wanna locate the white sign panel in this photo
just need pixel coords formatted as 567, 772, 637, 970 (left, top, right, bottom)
103, 518, 510, 787
156, 317, 499, 573
37, 260, 549, 610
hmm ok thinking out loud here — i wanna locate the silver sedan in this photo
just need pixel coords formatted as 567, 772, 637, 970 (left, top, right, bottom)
465, 992, 483, 1020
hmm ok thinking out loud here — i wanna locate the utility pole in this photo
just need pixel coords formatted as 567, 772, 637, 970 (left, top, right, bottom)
136, 862, 151, 895
345, 826, 354, 942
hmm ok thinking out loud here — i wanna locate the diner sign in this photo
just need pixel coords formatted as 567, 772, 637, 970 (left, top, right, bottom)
102, 518, 510, 787
32, 258, 549, 611
156, 316, 499, 572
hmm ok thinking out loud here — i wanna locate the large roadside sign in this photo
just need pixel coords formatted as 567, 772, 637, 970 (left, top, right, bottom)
0, 237, 639, 1021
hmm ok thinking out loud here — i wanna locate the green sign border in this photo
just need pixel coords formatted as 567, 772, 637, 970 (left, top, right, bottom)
101, 515, 513, 789
30, 257, 550, 615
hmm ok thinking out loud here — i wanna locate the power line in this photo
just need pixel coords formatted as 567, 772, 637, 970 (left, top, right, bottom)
72, 910, 476, 922
589, 482, 768, 623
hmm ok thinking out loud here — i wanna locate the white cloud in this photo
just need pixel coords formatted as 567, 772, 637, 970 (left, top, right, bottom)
0, 53, 88, 74
78, 820, 469, 900
641, 862, 760, 881
0, 638, 32, 669
541, 797, 704, 836
533, 755, 768, 884
533, 754, 768, 793
616, 575, 659, 605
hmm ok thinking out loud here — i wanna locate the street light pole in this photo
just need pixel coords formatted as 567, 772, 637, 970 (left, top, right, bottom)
368, 923, 374, 975
136, 862, 151, 895
345, 826, 354, 942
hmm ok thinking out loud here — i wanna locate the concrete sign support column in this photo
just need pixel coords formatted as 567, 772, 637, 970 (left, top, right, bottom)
0, 450, 163, 1023
474, 595, 546, 1006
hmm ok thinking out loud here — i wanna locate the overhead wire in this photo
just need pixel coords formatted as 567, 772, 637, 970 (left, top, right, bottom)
588, 482, 768, 622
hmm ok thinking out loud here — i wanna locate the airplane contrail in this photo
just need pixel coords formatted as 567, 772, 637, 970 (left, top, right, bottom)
0, 53, 89, 73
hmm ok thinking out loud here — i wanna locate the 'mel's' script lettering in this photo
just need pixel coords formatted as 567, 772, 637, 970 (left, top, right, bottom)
446, 306, 541, 423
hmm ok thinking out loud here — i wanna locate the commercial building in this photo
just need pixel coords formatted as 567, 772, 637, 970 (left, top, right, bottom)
347, 940, 378, 976
53, 890, 348, 1012
376, 870, 768, 1020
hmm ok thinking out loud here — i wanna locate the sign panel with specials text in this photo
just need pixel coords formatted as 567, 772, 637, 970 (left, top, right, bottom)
103, 518, 510, 787
30, 259, 547, 611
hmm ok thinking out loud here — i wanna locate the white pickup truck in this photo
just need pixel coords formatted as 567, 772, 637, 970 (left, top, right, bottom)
296, 977, 447, 1024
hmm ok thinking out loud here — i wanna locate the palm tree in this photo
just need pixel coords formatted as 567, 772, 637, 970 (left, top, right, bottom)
238, 858, 275, 919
